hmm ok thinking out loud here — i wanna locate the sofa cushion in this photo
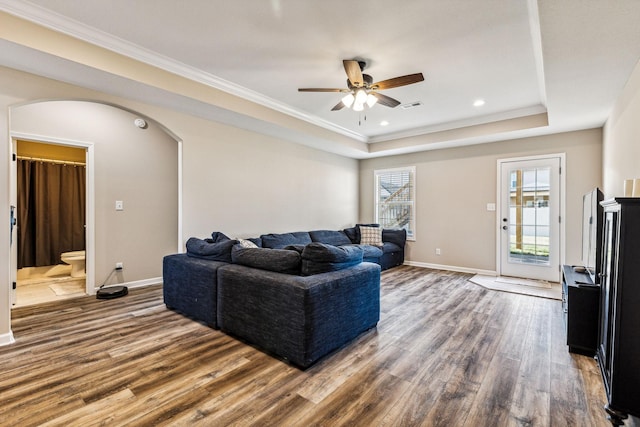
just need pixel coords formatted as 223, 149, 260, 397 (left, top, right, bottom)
186, 237, 237, 262
309, 230, 352, 246
232, 245, 301, 275
382, 242, 402, 253
382, 228, 407, 248
301, 242, 363, 276
283, 244, 306, 254
343, 244, 384, 259
261, 232, 312, 249
359, 225, 383, 247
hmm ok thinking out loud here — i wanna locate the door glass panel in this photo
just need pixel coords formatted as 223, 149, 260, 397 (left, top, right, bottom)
508, 166, 550, 265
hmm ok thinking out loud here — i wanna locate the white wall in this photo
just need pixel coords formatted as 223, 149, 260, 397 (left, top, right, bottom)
0, 66, 359, 344
602, 57, 640, 427
360, 129, 602, 273
603, 59, 640, 197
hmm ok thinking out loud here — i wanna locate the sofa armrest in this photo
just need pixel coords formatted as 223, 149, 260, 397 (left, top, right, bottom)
163, 254, 227, 328
382, 228, 407, 248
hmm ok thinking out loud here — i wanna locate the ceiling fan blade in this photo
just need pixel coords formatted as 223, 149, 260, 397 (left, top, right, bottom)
371, 92, 401, 108
343, 60, 364, 87
372, 73, 424, 90
331, 101, 346, 111
298, 88, 347, 92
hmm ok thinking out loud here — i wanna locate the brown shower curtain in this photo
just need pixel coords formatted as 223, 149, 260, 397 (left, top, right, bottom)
17, 159, 86, 268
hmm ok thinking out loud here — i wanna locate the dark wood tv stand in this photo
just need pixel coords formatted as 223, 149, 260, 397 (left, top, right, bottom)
561, 264, 599, 356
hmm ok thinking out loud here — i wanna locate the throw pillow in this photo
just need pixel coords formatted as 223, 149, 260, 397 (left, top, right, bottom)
211, 231, 231, 243
237, 238, 258, 248
359, 225, 383, 247
186, 237, 237, 262
345, 223, 380, 244
343, 226, 359, 243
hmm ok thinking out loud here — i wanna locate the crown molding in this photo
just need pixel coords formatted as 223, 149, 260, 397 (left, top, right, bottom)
0, 0, 368, 143
368, 104, 548, 144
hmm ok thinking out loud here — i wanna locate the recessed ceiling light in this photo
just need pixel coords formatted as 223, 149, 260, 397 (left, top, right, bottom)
473, 99, 486, 107
380, 120, 389, 126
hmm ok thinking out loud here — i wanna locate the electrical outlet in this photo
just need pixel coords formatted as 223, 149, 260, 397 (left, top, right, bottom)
115, 200, 124, 211
435, 248, 441, 255
115, 262, 124, 270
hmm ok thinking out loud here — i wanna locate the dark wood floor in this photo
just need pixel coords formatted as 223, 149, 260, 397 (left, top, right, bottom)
1, 266, 633, 426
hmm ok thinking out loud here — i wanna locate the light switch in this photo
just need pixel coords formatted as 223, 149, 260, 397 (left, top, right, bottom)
486, 203, 496, 211
115, 200, 124, 211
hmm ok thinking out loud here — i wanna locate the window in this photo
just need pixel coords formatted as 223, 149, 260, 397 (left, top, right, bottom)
375, 167, 415, 240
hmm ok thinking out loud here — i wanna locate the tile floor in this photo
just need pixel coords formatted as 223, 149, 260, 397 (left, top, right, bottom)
14, 264, 86, 307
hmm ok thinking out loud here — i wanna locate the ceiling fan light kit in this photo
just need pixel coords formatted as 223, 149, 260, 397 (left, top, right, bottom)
353, 88, 369, 111
341, 93, 355, 108
299, 59, 424, 112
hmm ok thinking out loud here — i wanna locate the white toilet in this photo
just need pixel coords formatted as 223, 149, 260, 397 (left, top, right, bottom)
61, 250, 86, 278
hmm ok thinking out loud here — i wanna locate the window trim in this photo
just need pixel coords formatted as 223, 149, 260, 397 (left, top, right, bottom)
374, 166, 416, 241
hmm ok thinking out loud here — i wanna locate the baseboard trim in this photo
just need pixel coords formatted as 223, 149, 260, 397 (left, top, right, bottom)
92, 276, 162, 295
403, 261, 497, 276
0, 331, 16, 347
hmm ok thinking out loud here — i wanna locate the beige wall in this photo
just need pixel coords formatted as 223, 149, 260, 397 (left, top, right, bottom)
0, 66, 359, 343
603, 59, 640, 197
360, 129, 602, 272
179, 120, 358, 239
11, 100, 179, 287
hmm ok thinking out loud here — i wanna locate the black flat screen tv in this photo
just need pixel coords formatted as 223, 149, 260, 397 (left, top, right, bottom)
581, 188, 604, 284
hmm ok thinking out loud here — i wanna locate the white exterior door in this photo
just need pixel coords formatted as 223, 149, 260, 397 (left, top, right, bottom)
499, 156, 562, 282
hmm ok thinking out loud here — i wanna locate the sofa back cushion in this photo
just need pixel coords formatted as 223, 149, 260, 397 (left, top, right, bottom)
231, 245, 301, 275
260, 232, 312, 249
301, 242, 363, 276
186, 237, 238, 262
247, 237, 262, 247
309, 230, 352, 246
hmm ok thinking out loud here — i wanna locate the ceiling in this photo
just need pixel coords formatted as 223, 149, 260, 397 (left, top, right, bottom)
1, 0, 640, 158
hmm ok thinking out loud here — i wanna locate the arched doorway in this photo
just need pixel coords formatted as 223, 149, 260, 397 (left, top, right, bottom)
7, 100, 181, 309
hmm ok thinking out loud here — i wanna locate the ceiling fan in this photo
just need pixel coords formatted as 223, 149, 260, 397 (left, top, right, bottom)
298, 60, 424, 111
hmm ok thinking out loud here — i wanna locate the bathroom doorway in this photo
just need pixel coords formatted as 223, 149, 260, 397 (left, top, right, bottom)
13, 140, 88, 307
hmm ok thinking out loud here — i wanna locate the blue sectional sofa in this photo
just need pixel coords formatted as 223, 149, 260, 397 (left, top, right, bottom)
254, 226, 406, 270
163, 226, 405, 368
